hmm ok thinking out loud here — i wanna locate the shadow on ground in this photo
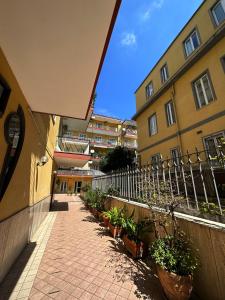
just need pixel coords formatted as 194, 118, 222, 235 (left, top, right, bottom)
0, 242, 37, 300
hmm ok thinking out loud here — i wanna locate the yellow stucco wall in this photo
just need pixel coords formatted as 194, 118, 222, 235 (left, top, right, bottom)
0, 48, 59, 221
136, 18, 225, 165
135, 0, 221, 111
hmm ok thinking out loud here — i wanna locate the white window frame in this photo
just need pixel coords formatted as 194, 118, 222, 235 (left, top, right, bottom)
193, 73, 214, 108
149, 114, 158, 136
170, 148, 180, 166
146, 81, 154, 99
165, 101, 176, 126
79, 133, 86, 140
160, 64, 169, 83
95, 136, 102, 143
211, 0, 225, 26
184, 30, 200, 57
204, 131, 225, 158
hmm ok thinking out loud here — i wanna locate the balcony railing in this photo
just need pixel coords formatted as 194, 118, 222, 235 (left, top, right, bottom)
87, 126, 119, 136
93, 149, 225, 224
123, 141, 137, 149
56, 136, 89, 154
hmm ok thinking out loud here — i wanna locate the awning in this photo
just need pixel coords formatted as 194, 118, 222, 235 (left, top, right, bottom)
0, 0, 121, 119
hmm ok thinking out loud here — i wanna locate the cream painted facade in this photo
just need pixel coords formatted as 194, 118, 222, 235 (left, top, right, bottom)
57, 114, 138, 169
134, 0, 225, 165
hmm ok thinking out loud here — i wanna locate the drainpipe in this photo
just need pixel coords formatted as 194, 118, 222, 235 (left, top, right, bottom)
171, 83, 183, 155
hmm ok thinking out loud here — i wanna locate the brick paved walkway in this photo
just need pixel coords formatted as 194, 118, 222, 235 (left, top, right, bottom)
1, 195, 165, 300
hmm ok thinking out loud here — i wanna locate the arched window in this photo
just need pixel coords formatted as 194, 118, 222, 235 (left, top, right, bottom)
0, 105, 25, 201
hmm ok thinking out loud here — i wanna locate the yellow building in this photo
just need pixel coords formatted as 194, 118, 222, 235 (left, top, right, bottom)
56, 114, 138, 170
0, 0, 120, 282
134, 0, 225, 165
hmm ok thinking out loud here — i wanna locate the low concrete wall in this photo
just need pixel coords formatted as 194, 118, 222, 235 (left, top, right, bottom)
0, 195, 51, 282
109, 197, 225, 300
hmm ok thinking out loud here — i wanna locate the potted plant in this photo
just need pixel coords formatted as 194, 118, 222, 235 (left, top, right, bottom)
122, 216, 153, 259
151, 234, 198, 300
143, 179, 198, 300
102, 210, 110, 227
107, 207, 125, 238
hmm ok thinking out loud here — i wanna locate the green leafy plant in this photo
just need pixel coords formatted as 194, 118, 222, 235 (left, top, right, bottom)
199, 202, 223, 216
151, 234, 198, 276
85, 188, 107, 211
123, 217, 153, 244
104, 207, 125, 227
107, 185, 120, 197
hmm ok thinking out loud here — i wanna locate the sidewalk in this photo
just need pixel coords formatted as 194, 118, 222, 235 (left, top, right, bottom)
0, 195, 165, 300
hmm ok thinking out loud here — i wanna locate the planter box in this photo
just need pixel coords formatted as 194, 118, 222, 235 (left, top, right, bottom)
108, 222, 122, 238
102, 216, 109, 227
156, 265, 193, 300
92, 208, 98, 218
122, 235, 144, 258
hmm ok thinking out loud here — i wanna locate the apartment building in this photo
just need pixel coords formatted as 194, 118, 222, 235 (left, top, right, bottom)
55, 114, 138, 170
0, 0, 120, 282
133, 0, 225, 165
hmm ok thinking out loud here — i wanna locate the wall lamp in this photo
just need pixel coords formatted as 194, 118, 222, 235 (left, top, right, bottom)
37, 155, 49, 166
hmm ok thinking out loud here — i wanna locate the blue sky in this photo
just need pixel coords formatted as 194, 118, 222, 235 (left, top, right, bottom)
95, 0, 203, 120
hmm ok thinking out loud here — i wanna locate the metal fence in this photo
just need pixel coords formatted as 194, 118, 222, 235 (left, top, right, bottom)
92, 149, 225, 222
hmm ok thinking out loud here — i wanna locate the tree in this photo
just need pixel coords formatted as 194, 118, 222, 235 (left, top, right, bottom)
99, 146, 136, 173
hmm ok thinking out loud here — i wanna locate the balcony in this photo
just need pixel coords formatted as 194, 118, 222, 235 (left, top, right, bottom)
121, 128, 137, 139
90, 139, 118, 148
123, 141, 138, 149
87, 126, 120, 136
56, 136, 90, 154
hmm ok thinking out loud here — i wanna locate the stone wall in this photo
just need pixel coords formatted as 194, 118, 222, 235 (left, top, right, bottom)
0, 196, 51, 282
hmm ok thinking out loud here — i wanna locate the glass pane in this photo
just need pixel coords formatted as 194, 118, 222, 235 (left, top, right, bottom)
195, 80, 206, 107
191, 31, 199, 49
185, 39, 193, 56
205, 138, 218, 158
213, 2, 225, 25
202, 75, 213, 103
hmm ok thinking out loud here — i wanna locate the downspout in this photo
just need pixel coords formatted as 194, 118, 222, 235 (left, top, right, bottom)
171, 83, 183, 155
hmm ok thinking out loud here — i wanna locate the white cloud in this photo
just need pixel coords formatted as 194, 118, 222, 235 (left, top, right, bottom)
121, 32, 136, 46
140, 0, 164, 22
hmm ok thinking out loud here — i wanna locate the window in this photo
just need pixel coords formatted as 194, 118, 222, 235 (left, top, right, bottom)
165, 101, 176, 126
95, 136, 102, 143
151, 153, 161, 167
60, 181, 68, 193
108, 138, 116, 145
184, 30, 200, 57
160, 64, 169, 84
0, 77, 11, 117
221, 55, 225, 73
96, 123, 103, 129
0, 106, 25, 201
79, 133, 86, 140
193, 72, 215, 109
146, 82, 154, 99
170, 148, 180, 166
211, 0, 225, 26
204, 132, 225, 158
148, 114, 158, 136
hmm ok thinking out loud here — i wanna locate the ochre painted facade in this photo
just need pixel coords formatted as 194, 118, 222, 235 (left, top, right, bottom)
134, 0, 225, 165
0, 48, 59, 221
55, 175, 92, 194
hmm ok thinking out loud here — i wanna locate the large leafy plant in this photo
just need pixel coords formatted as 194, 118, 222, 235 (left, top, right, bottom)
151, 234, 198, 276
104, 207, 125, 227
123, 216, 153, 243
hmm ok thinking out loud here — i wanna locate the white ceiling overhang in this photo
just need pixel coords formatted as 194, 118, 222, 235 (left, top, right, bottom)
0, 0, 120, 119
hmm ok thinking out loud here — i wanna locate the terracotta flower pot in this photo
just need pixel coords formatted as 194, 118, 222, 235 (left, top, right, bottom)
122, 235, 144, 258
102, 216, 109, 227
108, 222, 122, 238
156, 265, 193, 300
